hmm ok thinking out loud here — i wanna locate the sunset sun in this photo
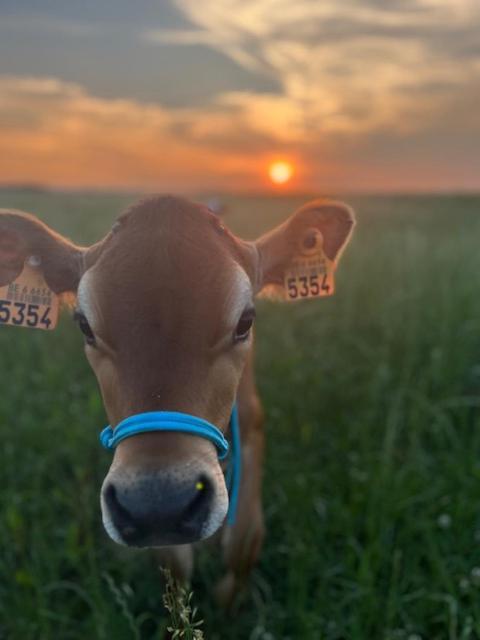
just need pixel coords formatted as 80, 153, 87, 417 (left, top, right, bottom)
268, 160, 294, 185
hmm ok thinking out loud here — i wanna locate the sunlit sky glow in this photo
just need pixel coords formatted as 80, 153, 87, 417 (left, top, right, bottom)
0, 0, 479, 192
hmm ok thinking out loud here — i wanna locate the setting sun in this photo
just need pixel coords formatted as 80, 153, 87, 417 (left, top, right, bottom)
268, 160, 294, 185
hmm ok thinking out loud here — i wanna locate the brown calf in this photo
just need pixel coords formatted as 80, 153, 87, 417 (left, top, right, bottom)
0, 195, 354, 601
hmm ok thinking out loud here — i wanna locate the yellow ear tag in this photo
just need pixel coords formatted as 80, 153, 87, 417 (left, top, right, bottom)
0, 257, 59, 330
283, 229, 335, 301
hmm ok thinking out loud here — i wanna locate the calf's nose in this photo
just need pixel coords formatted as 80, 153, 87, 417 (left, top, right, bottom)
102, 472, 216, 547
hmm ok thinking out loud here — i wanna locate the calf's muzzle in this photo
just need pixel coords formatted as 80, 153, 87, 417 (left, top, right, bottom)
99, 411, 232, 547
102, 469, 218, 546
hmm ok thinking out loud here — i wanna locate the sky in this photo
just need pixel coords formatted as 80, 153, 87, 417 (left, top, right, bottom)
0, 0, 479, 193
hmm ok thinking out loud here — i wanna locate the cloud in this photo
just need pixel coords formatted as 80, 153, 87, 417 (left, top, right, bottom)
145, 0, 480, 140
0, 66, 479, 193
0, 75, 280, 190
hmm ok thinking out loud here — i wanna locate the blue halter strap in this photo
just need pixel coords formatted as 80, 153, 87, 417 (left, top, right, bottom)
224, 404, 241, 525
99, 406, 241, 525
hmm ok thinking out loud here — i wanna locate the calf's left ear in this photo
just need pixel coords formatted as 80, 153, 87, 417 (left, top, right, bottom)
253, 200, 355, 300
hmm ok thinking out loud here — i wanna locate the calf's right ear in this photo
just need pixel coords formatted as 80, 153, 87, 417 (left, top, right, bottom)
0, 209, 84, 292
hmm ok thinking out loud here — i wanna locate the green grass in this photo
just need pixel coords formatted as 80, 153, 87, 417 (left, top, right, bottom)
1, 190, 480, 639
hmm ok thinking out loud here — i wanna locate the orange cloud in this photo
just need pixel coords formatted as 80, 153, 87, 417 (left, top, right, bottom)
0, 75, 276, 190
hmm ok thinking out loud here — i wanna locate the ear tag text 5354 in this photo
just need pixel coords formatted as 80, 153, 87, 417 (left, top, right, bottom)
0, 257, 59, 330
284, 229, 335, 301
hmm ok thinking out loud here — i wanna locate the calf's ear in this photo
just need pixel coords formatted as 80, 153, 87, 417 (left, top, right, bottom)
0, 209, 84, 292
253, 199, 355, 300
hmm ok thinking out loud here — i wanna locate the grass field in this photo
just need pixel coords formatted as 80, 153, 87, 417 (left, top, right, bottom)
1, 190, 480, 640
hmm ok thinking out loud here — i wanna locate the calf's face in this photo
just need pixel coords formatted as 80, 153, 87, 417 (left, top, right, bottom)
0, 196, 354, 548
81, 199, 257, 546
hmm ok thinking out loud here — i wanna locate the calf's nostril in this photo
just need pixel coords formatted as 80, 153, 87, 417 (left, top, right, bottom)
183, 474, 213, 524
104, 482, 119, 512
103, 482, 138, 538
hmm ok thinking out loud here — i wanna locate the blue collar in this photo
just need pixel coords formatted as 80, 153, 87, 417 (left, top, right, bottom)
99, 406, 241, 526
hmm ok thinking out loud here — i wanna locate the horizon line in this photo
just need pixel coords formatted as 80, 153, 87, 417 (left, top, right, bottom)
1, 183, 479, 199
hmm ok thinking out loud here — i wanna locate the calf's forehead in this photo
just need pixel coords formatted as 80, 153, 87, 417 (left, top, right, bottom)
81, 196, 253, 335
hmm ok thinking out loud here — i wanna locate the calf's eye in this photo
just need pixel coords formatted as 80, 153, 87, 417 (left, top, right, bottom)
234, 308, 256, 342
73, 310, 95, 346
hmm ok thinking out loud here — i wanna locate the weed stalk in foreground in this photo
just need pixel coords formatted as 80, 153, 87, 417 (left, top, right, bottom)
161, 568, 205, 639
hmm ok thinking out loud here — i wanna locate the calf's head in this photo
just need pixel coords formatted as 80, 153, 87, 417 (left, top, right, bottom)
0, 196, 354, 547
